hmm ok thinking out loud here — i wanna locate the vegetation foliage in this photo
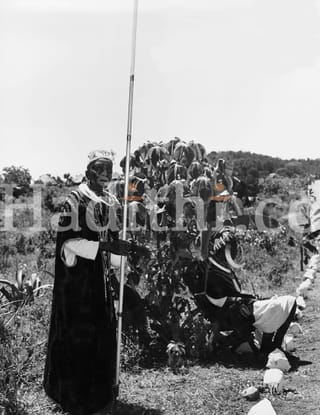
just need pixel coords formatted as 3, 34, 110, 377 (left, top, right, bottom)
0, 148, 316, 413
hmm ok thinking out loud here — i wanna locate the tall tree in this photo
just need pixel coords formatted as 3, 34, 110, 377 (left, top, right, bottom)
2, 165, 32, 197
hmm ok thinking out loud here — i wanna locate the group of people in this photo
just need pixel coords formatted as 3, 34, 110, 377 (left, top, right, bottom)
43, 147, 302, 415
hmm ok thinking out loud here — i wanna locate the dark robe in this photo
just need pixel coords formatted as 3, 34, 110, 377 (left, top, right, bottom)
44, 187, 119, 414
181, 227, 255, 334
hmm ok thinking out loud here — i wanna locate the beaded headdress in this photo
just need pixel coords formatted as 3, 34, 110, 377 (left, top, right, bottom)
87, 150, 113, 167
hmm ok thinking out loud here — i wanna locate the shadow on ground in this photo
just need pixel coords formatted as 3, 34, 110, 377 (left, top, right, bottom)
213, 348, 313, 372
115, 401, 162, 415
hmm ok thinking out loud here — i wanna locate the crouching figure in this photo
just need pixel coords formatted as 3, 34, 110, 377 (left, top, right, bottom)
180, 225, 297, 364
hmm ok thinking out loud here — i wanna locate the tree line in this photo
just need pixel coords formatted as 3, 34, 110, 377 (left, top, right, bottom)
1, 150, 320, 198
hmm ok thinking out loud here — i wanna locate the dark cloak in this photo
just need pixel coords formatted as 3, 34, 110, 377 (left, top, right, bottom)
44, 189, 119, 414
181, 227, 255, 334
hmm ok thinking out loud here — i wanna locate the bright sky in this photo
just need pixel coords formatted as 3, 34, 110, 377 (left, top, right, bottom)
1, 0, 320, 179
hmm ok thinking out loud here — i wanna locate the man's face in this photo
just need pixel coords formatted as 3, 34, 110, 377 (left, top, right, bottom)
87, 159, 113, 189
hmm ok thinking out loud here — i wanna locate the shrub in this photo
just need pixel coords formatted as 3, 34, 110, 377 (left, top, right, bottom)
236, 226, 298, 294
0, 233, 17, 269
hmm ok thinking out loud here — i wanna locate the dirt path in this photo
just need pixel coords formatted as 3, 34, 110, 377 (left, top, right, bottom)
271, 273, 320, 415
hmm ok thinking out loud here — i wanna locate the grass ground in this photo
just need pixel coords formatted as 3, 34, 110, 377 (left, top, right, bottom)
115, 273, 320, 415
11, 257, 320, 415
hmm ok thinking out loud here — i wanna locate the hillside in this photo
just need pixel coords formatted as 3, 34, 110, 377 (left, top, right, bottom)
206, 150, 320, 197
208, 150, 320, 179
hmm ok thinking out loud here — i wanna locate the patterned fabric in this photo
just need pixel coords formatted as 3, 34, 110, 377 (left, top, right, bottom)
87, 149, 113, 166
44, 186, 118, 414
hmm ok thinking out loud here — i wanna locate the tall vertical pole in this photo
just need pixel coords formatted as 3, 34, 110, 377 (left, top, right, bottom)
115, 0, 139, 391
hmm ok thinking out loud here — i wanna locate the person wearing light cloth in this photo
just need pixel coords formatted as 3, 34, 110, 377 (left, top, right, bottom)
206, 227, 298, 357
44, 150, 132, 415
253, 295, 297, 355
181, 225, 297, 361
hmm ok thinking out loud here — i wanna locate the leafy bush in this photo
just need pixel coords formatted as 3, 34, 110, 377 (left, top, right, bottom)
0, 230, 55, 273
2, 166, 32, 198
0, 233, 18, 269
236, 226, 298, 294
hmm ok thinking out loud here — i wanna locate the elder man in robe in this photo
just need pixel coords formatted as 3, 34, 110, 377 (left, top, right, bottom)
44, 150, 131, 415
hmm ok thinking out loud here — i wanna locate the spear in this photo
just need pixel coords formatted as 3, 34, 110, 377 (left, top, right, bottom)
115, 0, 139, 393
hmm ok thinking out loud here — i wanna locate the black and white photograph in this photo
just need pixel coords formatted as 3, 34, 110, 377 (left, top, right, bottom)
1, 1, 320, 414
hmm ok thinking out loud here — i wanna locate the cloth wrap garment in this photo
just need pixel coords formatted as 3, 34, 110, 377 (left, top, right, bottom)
181, 226, 297, 352
44, 185, 120, 414
181, 226, 256, 334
